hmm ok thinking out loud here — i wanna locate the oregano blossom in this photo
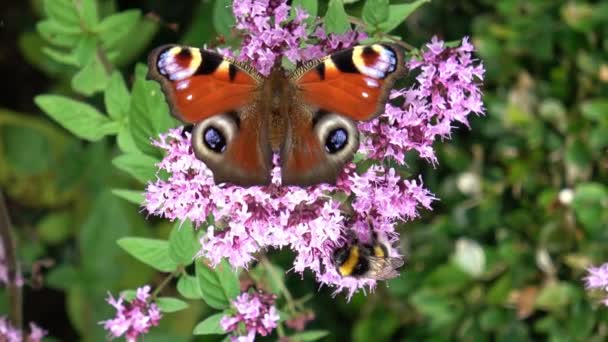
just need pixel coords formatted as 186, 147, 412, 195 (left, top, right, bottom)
221, 290, 280, 341
359, 36, 486, 165
101, 285, 162, 341
584, 263, 608, 306
0, 317, 46, 342
143, 0, 484, 298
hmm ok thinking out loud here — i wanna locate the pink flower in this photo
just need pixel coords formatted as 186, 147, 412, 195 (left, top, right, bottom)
145, 130, 436, 297
221, 290, 279, 341
359, 36, 485, 165
101, 285, 162, 341
144, 1, 484, 298
232, 0, 366, 75
0, 316, 46, 342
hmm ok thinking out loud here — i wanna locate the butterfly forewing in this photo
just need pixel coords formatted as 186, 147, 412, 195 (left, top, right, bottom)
280, 44, 406, 186
148, 45, 261, 123
148, 45, 272, 186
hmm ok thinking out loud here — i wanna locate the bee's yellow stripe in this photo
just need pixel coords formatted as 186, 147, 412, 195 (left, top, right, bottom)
338, 246, 360, 276
373, 244, 385, 258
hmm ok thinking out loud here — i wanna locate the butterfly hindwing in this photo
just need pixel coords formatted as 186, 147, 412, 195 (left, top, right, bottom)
281, 44, 405, 186
148, 45, 272, 186
280, 107, 359, 186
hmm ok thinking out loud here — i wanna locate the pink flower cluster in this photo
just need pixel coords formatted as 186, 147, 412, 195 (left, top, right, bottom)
101, 285, 162, 341
0, 317, 46, 342
233, 0, 365, 75
221, 290, 280, 342
584, 263, 608, 306
145, 129, 434, 296
144, 1, 484, 297
359, 37, 486, 165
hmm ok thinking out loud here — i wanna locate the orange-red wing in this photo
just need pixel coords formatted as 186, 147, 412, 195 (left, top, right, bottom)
147, 45, 261, 123
294, 44, 406, 121
280, 108, 359, 186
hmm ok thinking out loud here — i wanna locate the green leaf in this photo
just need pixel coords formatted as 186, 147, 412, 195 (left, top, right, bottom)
37, 20, 80, 47
1, 125, 51, 174
46, 265, 80, 290
216, 259, 240, 301
378, 0, 430, 33
71, 55, 110, 96
117, 238, 178, 272
35, 95, 118, 141
117, 125, 140, 153
156, 297, 189, 313
38, 211, 72, 245
213, 0, 235, 37
79, 191, 130, 288
362, 0, 389, 28
41, 47, 79, 66
121, 290, 137, 301
129, 64, 177, 157
105, 72, 130, 120
581, 99, 608, 123
177, 274, 203, 299
535, 282, 577, 312
105, 19, 160, 67
249, 263, 284, 295
572, 182, 608, 233
169, 221, 200, 265
111, 189, 144, 205
43, 0, 79, 26
72, 35, 97, 66
193, 313, 226, 335
565, 139, 592, 168
410, 290, 459, 329
324, 0, 350, 34
77, 0, 99, 28
112, 153, 159, 183
196, 260, 236, 309
97, 10, 141, 47
293, 0, 318, 17
289, 330, 330, 341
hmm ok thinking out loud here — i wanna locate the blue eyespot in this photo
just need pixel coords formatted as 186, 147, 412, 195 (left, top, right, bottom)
325, 128, 348, 153
203, 127, 227, 153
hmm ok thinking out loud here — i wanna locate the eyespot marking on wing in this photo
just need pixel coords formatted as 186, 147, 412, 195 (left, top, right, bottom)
157, 47, 202, 81
352, 45, 398, 79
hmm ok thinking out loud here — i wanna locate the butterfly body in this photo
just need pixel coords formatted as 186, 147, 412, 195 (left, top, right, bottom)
148, 44, 405, 186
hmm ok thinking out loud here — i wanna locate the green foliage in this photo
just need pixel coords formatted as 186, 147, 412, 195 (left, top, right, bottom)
193, 312, 225, 335
196, 260, 240, 310
324, 0, 350, 34
117, 238, 179, 272
3, 0, 608, 341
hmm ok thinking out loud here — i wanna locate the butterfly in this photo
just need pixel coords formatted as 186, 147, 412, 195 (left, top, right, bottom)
147, 43, 405, 186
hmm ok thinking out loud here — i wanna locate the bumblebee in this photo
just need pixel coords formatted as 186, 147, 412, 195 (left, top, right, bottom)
332, 233, 405, 280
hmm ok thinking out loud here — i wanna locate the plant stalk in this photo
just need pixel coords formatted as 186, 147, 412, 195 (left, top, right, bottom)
0, 190, 23, 330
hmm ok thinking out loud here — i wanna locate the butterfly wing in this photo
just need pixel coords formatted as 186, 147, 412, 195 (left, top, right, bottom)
281, 44, 406, 186
148, 45, 273, 185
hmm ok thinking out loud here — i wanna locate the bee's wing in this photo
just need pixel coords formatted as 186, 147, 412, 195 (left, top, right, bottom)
366, 256, 405, 280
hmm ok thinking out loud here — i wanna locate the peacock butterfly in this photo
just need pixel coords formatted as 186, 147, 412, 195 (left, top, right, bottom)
147, 44, 405, 186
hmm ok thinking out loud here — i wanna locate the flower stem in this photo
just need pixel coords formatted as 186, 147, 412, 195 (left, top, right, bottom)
151, 270, 179, 300
0, 190, 22, 330
259, 255, 297, 315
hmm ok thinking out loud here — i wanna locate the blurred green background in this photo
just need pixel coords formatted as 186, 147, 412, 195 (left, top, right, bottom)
1, 0, 608, 341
